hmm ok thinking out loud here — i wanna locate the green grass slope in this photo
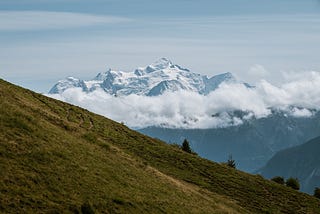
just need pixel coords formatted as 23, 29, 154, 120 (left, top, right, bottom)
0, 79, 319, 213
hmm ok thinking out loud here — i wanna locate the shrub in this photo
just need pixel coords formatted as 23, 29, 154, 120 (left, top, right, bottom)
113, 198, 125, 205
181, 139, 192, 153
81, 202, 95, 214
98, 142, 110, 151
314, 187, 320, 199
227, 155, 236, 169
271, 176, 285, 185
286, 177, 300, 190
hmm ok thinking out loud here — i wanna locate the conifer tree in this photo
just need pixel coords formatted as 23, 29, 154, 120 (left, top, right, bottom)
182, 139, 192, 153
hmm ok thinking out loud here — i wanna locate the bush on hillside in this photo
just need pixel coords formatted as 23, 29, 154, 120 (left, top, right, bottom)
286, 177, 300, 190
314, 187, 320, 199
227, 155, 236, 169
181, 139, 192, 153
81, 202, 95, 214
271, 176, 285, 185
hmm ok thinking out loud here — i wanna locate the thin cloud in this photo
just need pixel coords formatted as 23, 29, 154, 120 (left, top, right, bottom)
0, 11, 132, 31
2, 13, 320, 88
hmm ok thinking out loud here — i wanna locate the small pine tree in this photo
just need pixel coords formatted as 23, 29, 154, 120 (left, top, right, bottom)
271, 176, 285, 185
227, 155, 236, 168
181, 139, 192, 153
286, 177, 300, 190
314, 187, 320, 199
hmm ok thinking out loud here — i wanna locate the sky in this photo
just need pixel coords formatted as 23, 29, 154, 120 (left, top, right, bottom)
1, 0, 320, 92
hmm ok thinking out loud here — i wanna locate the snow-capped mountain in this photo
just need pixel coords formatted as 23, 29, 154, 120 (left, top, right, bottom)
49, 58, 246, 96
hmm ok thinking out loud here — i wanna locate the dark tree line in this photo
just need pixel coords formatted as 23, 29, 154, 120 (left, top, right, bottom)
271, 176, 300, 190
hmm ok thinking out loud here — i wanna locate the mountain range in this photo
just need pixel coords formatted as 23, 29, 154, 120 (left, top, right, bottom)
49, 58, 248, 96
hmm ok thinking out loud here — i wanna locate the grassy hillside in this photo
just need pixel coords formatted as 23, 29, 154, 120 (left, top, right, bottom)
0, 79, 319, 213
260, 136, 320, 194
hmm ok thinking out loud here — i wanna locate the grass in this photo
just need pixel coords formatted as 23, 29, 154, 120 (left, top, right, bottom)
0, 78, 320, 213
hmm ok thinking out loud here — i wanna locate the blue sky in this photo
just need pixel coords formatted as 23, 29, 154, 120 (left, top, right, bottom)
1, 0, 320, 92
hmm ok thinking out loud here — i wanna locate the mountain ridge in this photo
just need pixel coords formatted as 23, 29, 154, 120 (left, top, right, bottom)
49, 58, 246, 96
258, 135, 320, 194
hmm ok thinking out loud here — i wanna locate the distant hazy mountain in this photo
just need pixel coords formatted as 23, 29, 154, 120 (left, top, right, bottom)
49, 58, 247, 96
258, 136, 320, 194
139, 111, 320, 172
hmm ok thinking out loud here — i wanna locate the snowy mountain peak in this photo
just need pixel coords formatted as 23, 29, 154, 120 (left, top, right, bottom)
152, 57, 172, 67
211, 72, 236, 82
143, 57, 190, 73
146, 57, 173, 72
93, 68, 112, 81
49, 76, 87, 94
49, 59, 250, 96
218, 72, 234, 79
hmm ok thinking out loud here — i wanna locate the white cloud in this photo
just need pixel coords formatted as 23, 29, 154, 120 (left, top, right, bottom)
258, 71, 320, 109
47, 71, 320, 129
289, 107, 313, 117
0, 11, 131, 31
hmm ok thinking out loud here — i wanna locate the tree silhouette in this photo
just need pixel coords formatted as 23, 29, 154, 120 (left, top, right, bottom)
271, 176, 285, 185
181, 139, 192, 153
286, 177, 300, 190
227, 155, 236, 168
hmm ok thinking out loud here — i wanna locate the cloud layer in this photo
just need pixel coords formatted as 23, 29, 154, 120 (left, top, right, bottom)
47, 71, 320, 129
0, 11, 131, 31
